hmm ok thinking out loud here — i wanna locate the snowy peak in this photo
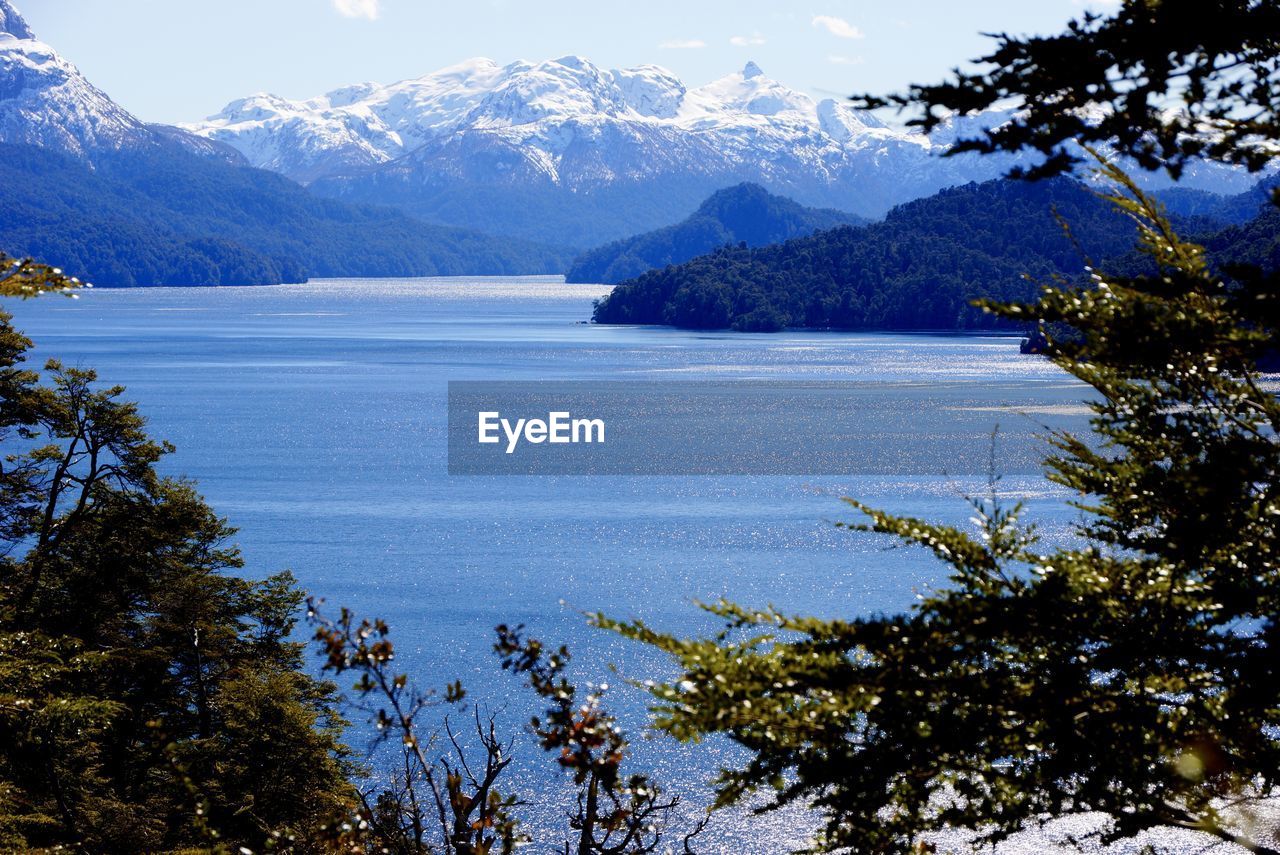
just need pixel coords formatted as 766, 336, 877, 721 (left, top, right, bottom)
192, 55, 852, 168
613, 65, 684, 119
680, 63, 815, 121
926, 105, 1022, 147
0, 31, 152, 157
0, 7, 236, 163
816, 98, 885, 142
324, 81, 382, 109
190, 55, 705, 180
468, 55, 630, 126
186, 55, 985, 197
182, 51, 1268, 238
0, 0, 33, 41
467, 55, 687, 125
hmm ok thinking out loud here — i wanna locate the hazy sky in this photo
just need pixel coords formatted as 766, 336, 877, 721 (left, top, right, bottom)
17, 0, 1118, 124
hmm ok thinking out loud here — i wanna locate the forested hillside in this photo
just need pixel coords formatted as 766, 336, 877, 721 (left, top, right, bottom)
1156, 175, 1280, 226
0, 143, 569, 286
592, 177, 1138, 331
1202, 205, 1280, 272
565, 183, 865, 284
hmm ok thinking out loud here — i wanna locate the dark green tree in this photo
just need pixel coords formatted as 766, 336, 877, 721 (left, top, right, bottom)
603, 165, 1280, 852
598, 3, 1280, 851
590, 177, 1144, 332
0, 264, 357, 851
855, 0, 1280, 179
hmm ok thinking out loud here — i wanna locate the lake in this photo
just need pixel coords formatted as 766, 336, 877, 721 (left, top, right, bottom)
7, 276, 1094, 851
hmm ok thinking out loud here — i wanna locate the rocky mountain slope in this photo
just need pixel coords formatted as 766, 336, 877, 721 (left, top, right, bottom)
0, 0, 236, 162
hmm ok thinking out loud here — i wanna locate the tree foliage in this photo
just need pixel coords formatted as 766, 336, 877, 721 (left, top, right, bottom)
0, 251, 85, 298
855, 0, 1280, 180
304, 605, 705, 855
309, 602, 523, 855
601, 165, 1280, 853
0, 310, 356, 852
496, 625, 706, 854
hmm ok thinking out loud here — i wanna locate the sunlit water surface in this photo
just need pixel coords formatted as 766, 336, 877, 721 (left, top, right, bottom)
11, 277, 1221, 853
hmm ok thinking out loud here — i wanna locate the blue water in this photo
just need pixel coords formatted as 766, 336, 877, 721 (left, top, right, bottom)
7, 276, 1092, 850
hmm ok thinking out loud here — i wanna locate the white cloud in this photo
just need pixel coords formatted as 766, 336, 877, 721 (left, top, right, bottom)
730, 33, 767, 47
658, 38, 707, 49
828, 54, 866, 65
812, 15, 864, 39
333, 0, 381, 20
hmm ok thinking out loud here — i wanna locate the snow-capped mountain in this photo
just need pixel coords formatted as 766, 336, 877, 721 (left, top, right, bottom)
3, 0, 1267, 252
0, 2, 568, 284
0, 0, 31, 40
0, 0, 233, 162
190, 54, 1268, 248
189, 59, 510, 183
191, 56, 941, 194
188, 55, 1045, 245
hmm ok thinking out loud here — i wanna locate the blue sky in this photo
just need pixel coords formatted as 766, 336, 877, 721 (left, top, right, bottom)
19, 0, 1117, 124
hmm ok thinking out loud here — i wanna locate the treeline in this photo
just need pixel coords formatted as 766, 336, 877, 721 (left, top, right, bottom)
0, 143, 569, 286
565, 182, 865, 284
592, 177, 1149, 331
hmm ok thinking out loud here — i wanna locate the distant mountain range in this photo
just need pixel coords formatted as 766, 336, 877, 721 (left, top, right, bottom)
3, 0, 1276, 286
0, 1, 566, 285
565, 183, 865, 284
187, 56, 1269, 250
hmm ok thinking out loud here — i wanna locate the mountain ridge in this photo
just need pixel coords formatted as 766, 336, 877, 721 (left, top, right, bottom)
591, 178, 1140, 331
0, 141, 568, 286
0, 0, 33, 40
565, 182, 866, 284
190, 56, 1010, 248
0, 1, 243, 164
6, 2, 1276, 274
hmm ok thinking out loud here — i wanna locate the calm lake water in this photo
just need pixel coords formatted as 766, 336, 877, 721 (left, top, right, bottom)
8, 276, 1098, 851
